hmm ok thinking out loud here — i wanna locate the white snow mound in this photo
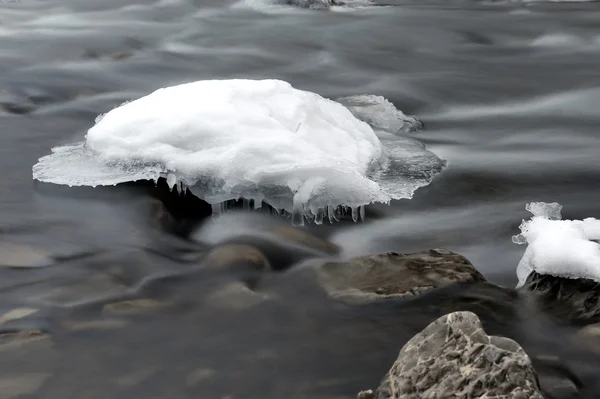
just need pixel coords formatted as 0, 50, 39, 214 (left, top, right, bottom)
32, 79, 444, 223
512, 202, 600, 286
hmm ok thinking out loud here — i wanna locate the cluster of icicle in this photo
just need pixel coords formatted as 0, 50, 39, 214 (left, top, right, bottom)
209, 197, 366, 226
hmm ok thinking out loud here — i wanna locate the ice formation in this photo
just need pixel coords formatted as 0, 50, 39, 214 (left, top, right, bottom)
283, 0, 375, 9
512, 202, 600, 286
33, 79, 444, 224
336, 95, 423, 134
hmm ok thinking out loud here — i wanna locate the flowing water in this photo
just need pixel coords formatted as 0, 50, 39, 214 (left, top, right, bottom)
1, 0, 600, 397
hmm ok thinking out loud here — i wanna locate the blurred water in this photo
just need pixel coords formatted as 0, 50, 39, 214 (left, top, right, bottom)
1, 0, 600, 397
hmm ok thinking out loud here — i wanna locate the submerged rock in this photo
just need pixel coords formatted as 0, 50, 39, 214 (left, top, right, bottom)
311, 249, 485, 303
204, 281, 270, 311
521, 271, 600, 322
366, 311, 543, 399
0, 241, 54, 268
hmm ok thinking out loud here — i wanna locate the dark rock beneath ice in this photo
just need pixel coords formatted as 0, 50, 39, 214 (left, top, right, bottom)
521, 271, 600, 322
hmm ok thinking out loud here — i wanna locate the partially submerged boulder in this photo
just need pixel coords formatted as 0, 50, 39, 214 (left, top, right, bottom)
311, 249, 486, 303
366, 311, 543, 399
521, 271, 600, 322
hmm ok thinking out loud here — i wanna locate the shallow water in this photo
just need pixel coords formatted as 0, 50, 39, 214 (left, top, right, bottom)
1, 0, 600, 397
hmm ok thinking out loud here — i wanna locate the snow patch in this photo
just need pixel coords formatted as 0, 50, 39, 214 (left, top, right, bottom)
512, 202, 600, 286
32, 79, 444, 224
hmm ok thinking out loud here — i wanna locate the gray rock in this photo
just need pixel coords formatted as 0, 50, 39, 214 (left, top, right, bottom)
312, 249, 485, 303
370, 311, 543, 399
521, 271, 600, 321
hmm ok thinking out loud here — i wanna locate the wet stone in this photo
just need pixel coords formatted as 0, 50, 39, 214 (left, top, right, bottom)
0, 241, 54, 268
204, 282, 269, 311
310, 249, 486, 303
201, 244, 271, 288
521, 271, 600, 322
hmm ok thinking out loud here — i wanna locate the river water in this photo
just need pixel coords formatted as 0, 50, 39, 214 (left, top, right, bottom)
1, 0, 600, 397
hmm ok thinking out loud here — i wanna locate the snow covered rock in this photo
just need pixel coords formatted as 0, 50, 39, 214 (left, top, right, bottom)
32, 79, 444, 223
513, 202, 600, 321
367, 311, 543, 399
512, 202, 600, 286
521, 271, 600, 321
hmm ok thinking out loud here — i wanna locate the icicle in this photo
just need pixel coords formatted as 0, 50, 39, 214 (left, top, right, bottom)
292, 211, 304, 226
327, 205, 339, 223
304, 212, 315, 224
315, 208, 324, 225
166, 173, 176, 190
359, 205, 365, 222
211, 203, 221, 219
351, 206, 358, 222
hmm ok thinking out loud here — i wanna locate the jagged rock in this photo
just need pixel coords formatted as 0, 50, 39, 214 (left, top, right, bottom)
367, 311, 543, 399
311, 249, 485, 303
521, 271, 600, 321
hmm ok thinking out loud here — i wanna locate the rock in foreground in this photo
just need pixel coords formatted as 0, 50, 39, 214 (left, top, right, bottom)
367, 311, 543, 399
312, 249, 485, 303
